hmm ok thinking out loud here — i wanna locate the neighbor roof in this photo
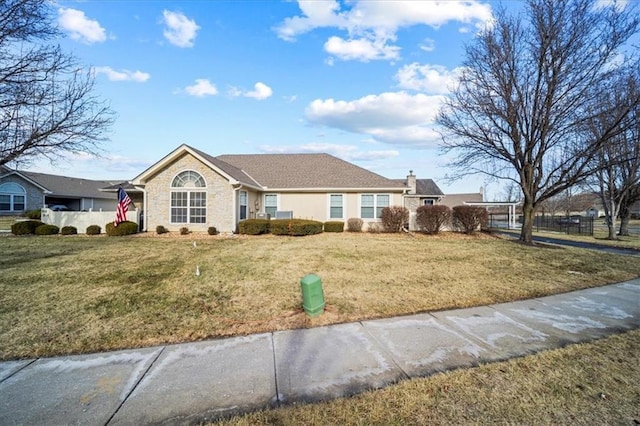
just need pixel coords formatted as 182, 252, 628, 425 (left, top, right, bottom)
18, 171, 118, 199
217, 153, 406, 190
392, 178, 444, 196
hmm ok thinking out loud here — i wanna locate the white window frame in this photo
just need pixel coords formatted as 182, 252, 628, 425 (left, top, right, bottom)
264, 193, 278, 217
239, 190, 248, 220
0, 182, 26, 212
328, 193, 345, 220
360, 193, 390, 219
170, 170, 207, 224
423, 198, 435, 206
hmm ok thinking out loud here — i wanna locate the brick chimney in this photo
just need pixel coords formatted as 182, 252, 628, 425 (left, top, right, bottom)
407, 170, 416, 195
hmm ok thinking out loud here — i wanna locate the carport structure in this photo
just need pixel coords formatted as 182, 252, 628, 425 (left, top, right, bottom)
464, 201, 521, 229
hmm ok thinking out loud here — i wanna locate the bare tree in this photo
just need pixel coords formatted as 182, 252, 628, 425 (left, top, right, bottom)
0, 0, 115, 168
586, 71, 640, 239
438, 0, 639, 244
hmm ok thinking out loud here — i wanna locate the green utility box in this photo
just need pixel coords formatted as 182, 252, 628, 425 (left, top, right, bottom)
300, 274, 325, 317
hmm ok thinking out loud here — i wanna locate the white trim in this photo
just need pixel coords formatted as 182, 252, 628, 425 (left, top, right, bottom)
263, 193, 278, 217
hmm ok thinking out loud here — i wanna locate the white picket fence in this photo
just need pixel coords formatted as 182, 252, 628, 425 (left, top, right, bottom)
41, 208, 140, 234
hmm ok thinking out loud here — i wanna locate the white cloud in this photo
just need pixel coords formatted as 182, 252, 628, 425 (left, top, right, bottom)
58, 8, 107, 44
305, 91, 445, 147
395, 63, 464, 94
229, 82, 273, 100
259, 143, 399, 162
275, 1, 493, 61
162, 10, 199, 47
183, 79, 218, 97
94, 67, 150, 82
245, 82, 273, 100
324, 36, 400, 62
420, 38, 436, 52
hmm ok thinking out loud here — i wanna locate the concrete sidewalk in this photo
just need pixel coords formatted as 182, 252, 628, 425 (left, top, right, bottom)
1, 279, 639, 425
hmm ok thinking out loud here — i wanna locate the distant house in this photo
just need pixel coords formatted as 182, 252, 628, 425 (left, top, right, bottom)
0, 165, 118, 215
131, 144, 408, 233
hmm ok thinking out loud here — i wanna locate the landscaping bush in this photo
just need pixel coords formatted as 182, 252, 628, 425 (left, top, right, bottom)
324, 221, 344, 232
180, 227, 190, 235
380, 206, 409, 233
11, 220, 42, 235
270, 219, 323, 236
207, 226, 219, 235
347, 217, 363, 232
24, 209, 41, 220
367, 222, 381, 233
86, 225, 101, 235
60, 226, 78, 235
452, 205, 489, 234
416, 205, 452, 234
156, 225, 169, 235
238, 219, 270, 235
105, 221, 138, 236
35, 224, 59, 235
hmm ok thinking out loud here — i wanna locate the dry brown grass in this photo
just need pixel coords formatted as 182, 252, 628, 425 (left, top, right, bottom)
217, 329, 640, 425
1, 232, 639, 360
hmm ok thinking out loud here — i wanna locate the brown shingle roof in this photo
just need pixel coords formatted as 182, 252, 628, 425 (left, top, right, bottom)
216, 153, 406, 190
19, 171, 118, 199
392, 178, 444, 196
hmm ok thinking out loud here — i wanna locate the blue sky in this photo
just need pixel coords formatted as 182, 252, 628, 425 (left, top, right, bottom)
31, 0, 507, 195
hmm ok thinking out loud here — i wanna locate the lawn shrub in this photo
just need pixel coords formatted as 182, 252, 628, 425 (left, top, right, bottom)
416, 205, 452, 234
11, 220, 42, 235
238, 219, 270, 235
207, 226, 218, 235
452, 205, 489, 234
324, 221, 344, 232
105, 221, 138, 236
367, 222, 381, 233
24, 209, 41, 220
380, 206, 409, 233
156, 225, 169, 235
35, 224, 59, 235
347, 217, 363, 232
180, 227, 190, 235
60, 226, 78, 235
270, 219, 323, 236
86, 225, 101, 235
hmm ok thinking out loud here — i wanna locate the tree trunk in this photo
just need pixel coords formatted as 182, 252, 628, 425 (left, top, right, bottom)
618, 203, 630, 236
519, 198, 535, 244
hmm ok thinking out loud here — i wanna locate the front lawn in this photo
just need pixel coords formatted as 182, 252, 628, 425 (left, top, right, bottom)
1, 232, 639, 360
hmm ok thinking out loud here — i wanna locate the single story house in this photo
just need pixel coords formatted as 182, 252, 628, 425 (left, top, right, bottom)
0, 165, 118, 215
130, 144, 485, 233
131, 144, 410, 233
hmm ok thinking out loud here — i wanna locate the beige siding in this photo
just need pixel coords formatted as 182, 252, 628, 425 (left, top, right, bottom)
143, 153, 235, 232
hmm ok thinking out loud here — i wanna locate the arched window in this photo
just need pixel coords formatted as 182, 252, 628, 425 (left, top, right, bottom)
170, 171, 206, 224
0, 182, 26, 212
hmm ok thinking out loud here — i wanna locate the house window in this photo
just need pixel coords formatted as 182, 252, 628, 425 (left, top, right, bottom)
239, 191, 248, 220
361, 194, 389, 219
423, 199, 434, 206
329, 194, 344, 219
264, 194, 277, 217
170, 171, 206, 224
0, 182, 26, 212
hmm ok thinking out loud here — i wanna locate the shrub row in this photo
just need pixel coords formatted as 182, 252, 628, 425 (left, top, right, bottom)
238, 219, 344, 236
415, 205, 488, 235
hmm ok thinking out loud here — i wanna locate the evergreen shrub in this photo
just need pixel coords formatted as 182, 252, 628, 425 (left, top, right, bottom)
238, 219, 270, 235
61, 226, 78, 235
105, 221, 138, 236
324, 221, 344, 232
270, 219, 323, 236
11, 220, 42, 235
86, 225, 101, 235
35, 224, 59, 235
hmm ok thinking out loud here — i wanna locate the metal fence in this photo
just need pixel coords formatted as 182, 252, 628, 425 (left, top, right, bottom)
532, 215, 594, 236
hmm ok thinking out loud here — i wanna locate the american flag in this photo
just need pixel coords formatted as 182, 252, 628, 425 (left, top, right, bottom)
114, 187, 133, 227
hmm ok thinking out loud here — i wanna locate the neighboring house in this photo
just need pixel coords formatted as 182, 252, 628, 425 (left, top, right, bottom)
395, 171, 445, 230
0, 165, 118, 215
131, 144, 408, 233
